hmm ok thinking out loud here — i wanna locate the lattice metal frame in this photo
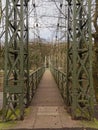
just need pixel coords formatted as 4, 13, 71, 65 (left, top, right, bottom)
3, 0, 29, 121
66, 0, 94, 120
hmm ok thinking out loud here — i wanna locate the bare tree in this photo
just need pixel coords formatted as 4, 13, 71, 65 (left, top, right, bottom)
0, 0, 1, 22
92, 0, 98, 102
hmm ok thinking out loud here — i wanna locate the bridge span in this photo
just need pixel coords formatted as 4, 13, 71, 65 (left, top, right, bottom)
12, 69, 81, 129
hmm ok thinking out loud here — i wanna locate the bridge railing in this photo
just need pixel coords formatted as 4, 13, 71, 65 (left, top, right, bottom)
29, 66, 45, 102
2, 67, 45, 121
50, 66, 66, 102
6, 67, 45, 101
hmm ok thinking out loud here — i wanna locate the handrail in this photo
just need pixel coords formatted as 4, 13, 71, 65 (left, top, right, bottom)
2, 66, 45, 121
6, 66, 45, 104
50, 66, 66, 102
29, 66, 45, 102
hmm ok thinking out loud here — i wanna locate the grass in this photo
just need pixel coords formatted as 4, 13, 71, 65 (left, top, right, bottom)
0, 107, 31, 129
80, 118, 98, 129
0, 109, 17, 129
0, 121, 17, 129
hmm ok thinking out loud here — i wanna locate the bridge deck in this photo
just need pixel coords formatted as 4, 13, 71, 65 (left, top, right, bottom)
13, 69, 81, 129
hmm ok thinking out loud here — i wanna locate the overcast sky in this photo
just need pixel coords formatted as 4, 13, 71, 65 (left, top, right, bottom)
28, 0, 64, 42
0, 0, 67, 42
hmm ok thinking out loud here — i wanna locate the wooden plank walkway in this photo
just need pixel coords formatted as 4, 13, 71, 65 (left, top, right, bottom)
13, 69, 81, 129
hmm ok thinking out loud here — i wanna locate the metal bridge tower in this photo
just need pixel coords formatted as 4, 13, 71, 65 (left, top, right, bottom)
66, 0, 94, 119
3, 0, 29, 121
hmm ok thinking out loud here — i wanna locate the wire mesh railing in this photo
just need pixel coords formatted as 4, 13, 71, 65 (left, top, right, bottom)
29, 66, 45, 102
50, 66, 66, 102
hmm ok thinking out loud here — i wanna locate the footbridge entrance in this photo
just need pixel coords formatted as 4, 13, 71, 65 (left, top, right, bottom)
0, 0, 94, 122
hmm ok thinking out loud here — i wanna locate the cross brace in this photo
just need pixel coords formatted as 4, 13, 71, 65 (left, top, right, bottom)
3, 0, 29, 121
66, 0, 94, 120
